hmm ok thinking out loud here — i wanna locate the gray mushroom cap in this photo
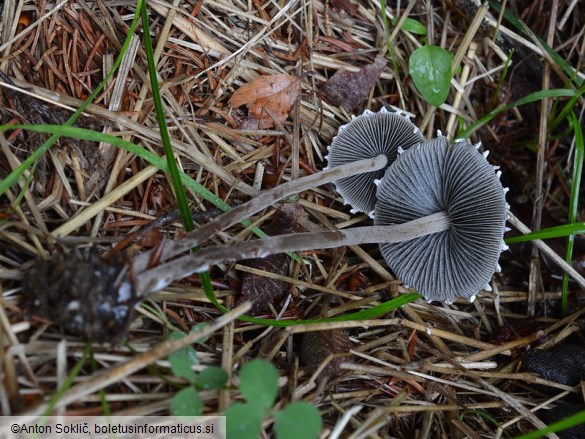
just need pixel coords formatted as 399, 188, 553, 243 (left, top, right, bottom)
326, 108, 424, 215
374, 137, 508, 302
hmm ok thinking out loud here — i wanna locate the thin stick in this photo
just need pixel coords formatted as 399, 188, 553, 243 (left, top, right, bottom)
133, 154, 389, 273
136, 211, 449, 295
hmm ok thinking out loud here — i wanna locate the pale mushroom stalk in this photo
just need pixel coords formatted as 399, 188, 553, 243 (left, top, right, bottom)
133, 154, 388, 273
134, 136, 507, 303
136, 212, 450, 295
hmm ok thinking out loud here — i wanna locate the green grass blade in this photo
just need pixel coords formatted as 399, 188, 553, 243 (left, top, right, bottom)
0, 1, 143, 196
233, 292, 421, 327
42, 344, 90, 415
512, 409, 585, 439
505, 222, 585, 244
456, 89, 576, 139
139, 1, 218, 312
551, 82, 585, 130
139, 2, 193, 232
561, 112, 584, 315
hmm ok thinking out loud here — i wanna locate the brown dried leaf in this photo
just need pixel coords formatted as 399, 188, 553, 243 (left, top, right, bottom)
300, 329, 351, 379
330, 0, 359, 16
321, 56, 386, 113
229, 74, 301, 129
238, 204, 306, 314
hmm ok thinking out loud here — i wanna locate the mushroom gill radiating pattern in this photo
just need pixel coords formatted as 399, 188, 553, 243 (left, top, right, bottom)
374, 138, 508, 302
326, 108, 424, 215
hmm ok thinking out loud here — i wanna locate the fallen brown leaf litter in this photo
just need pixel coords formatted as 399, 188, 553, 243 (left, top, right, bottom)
237, 203, 307, 314
321, 56, 387, 113
229, 73, 301, 129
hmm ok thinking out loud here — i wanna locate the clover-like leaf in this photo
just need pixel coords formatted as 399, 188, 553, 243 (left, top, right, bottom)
225, 402, 264, 439
171, 387, 203, 416
274, 402, 322, 439
196, 366, 228, 390
239, 359, 279, 410
167, 332, 199, 383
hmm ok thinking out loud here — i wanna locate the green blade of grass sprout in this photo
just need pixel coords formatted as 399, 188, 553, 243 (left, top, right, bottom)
139, 2, 193, 233
512, 408, 585, 439
0, 1, 143, 197
139, 1, 218, 308
551, 83, 585, 131
505, 222, 585, 244
561, 112, 584, 315
456, 89, 576, 139
89, 346, 112, 416
228, 292, 421, 327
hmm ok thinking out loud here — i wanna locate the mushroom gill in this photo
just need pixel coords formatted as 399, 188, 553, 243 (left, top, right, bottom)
374, 137, 508, 302
326, 108, 424, 216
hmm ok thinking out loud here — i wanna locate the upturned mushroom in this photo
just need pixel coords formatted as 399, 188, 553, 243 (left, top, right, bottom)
374, 137, 509, 302
325, 107, 424, 215
136, 137, 508, 303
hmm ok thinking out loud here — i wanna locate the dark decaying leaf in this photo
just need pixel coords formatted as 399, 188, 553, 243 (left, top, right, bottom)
321, 56, 386, 113
330, 0, 359, 17
237, 203, 305, 314
300, 329, 351, 380
22, 249, 136, 343
0, 72, 106, 192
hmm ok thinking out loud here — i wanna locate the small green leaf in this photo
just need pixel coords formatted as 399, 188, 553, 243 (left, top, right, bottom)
409, 45, 452, 106
167, 332, 199, 383
191, 323, 210, 344
196, 366, 228, 390
391, 17, 427, 35
169, 353, 196, 383
225, 402, 264, 439
239, 359, 279, 410
274, 402, 322, 439
171, 387, 203, 416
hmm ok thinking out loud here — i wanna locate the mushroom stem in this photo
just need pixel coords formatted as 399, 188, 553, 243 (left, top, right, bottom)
133, 154, 388, 273
136, 211, 449, 295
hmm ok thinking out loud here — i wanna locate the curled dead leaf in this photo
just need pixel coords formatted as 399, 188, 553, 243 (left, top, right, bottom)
229, 73, 301, 129
237, 204, 306, 314
300, 329, 351, 380
321, 56, 386, 113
